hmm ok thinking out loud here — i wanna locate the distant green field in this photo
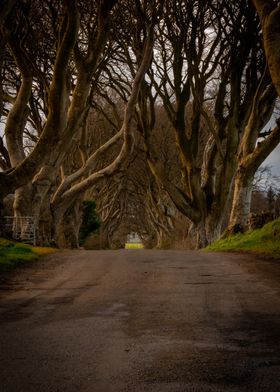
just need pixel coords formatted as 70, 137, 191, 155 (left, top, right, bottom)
125, 242, 144, 249
0, 238, 56, 272
205, 218, 280, 258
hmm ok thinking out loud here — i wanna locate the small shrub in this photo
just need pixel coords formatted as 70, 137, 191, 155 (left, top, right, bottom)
79, 200, 100, 245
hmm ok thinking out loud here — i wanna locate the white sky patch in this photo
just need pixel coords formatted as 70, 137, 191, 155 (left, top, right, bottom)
263, 143, 280, 177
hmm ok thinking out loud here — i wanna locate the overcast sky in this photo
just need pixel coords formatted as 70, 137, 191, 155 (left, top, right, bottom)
264, 144, 280, 177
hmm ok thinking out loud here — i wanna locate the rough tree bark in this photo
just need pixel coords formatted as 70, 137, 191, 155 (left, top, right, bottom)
137, 0, 264, 247
0, 0, 80, 199
226, 61, 278, 233
1, 1, 119, 243
28, 0, 119, 243
52, 18, 155, 247
229, 119, 280, 232
252, 0, 280, 96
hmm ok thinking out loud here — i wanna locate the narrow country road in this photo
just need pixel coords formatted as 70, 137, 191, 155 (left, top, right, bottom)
1, 250, 280, 392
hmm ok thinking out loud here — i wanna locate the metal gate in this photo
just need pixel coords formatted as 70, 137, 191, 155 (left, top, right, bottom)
4, 216, 36, 246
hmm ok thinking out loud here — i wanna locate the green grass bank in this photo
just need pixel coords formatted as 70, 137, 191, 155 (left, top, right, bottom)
205, 218, 280, 258
0, 238, 56, 272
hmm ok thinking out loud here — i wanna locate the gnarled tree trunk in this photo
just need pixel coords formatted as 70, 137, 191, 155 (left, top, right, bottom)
228, 170, 253, 233
252, 0, 280, 96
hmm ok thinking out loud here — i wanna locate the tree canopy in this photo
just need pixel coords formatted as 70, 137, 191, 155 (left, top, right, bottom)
0, 0, 279, 248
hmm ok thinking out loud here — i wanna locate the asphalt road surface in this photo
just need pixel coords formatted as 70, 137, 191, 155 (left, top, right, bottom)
1, 250, 280, 392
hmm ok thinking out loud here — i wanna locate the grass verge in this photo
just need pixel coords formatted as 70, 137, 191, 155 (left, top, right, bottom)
125, 242, 144, 249
205, 218, 280, 258
0, 238, 56, 272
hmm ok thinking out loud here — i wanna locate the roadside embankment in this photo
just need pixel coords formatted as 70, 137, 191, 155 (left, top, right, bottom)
0, 238, 56, 272
205, 218, 280, 258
